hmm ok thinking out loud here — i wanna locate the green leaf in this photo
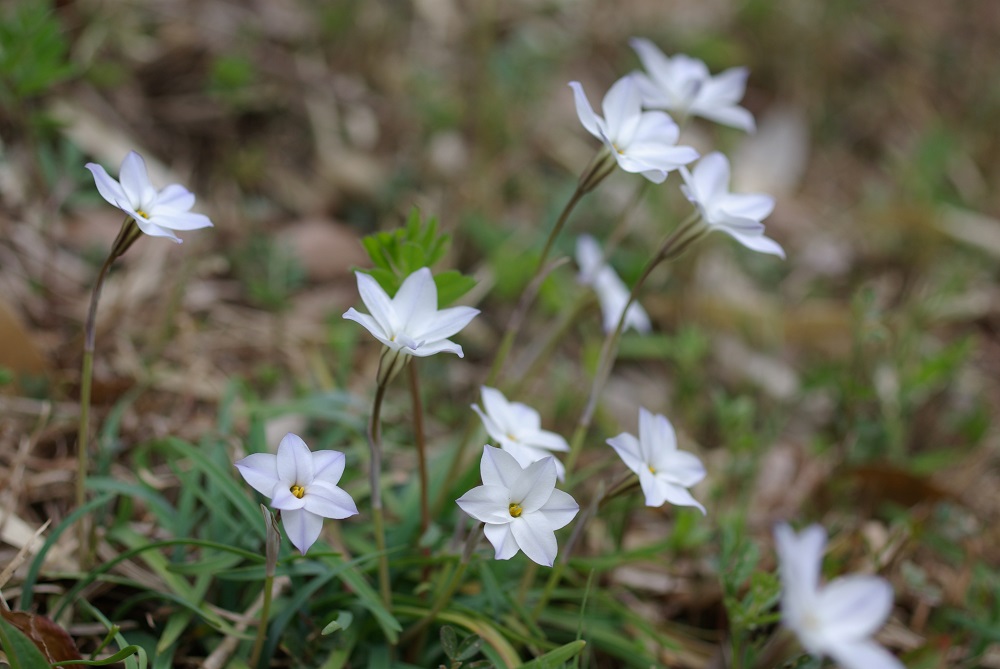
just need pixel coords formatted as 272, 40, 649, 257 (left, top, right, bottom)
52, 646, 142, 666
440, 625, 458, 659
455, 634, 483, 662
519, 640, 587, 668
0, 615, 52, 669
321, 611, 354, 635
434, 271, 477, 306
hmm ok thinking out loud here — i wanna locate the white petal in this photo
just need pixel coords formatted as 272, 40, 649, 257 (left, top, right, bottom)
480, 445, 524, 489
156, 184, 195, 210
270, 485, 306, 511
698, 67, 749, 106
510, 514, 558, 567
627, 111, 679, 150
312, 450, 346, 485
303, 481, 359, 519
658, 481, 706, 514
827, 640, 905, 669
131, 216, 182, 243
392, 267, 438, 333
510, 457, 556, 513
471, 402, 506, 444
638, 467, 667, 506
234, 453, 280, 497
538, 488, 578, 530
602, 75, 642, 143
774, 523, 826, 624
483, 522, 520, 560
342, 309, 392, 346
630, 37, 673, 88
507, 401, 542, 433
118, 151, 156, 210
408, 338, 464, 358
455, 484, 513, 524
148, 210, 213, 231
638, 407, 673, 463
411, 305, 479, 345
575, 235, 604, 282
480, 386, 516, 433
354, 272, 398, 337
713, 227, 786, 259
719, 192, 774, 221
695, 104, 756, 133
815, 576, 894, 642
606, 432, 643, 474
282, 508, 323, 555
568, 81, 602, 139
523, 428, 569, 453
692, 153, 731, 206
85, 163, 128, 208
657, 450, 706, 487
276, 433, 314, 484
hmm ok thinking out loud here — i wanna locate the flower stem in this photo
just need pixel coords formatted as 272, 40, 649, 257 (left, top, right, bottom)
250, 506, 279, 668
564, 213, 704, 476
407, 363, 430, 537
366, 379, 392, 608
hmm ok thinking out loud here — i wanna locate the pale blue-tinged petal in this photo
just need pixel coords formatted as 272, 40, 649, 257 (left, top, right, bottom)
282, 508, 323, 555
455, 484, 513, 524
627, 110, 679, 149
633, 72, 672, 109
511, 514, 557, 567
657, 450, 706, 487
713, 227, 786, 259
270, 485, 306, 511
304, 481, 358, 519
411, 305, 479, 344
149, 210, 214, 231
407, 338, 463, 358
719, 192, 774, 221
119, 151, 157, 210
698, 66, 749, 106
85, 163, 129, 208
659, 481, 706, 514
618, 145, 698, 174
392, 267, 438, 333
606, 432, 643, 475
342, 309, 392, 346
568, 81, 602, 139
815, 576, 894, 642
480, 445, 523, 489
234, 453, 280, 497
132, 218, 182, 243
354, 272, 398, 337
827, 640, 905, 669
695, 104, 756, 133
479, 386, 516, 433
692, 152, 731, 206
471, 402, 506, 444
276, 433, 314, 484
156, 184, 195, 210
637, 407, 661, 462
774, 523, 826, 622
538, 488, 578, 530
648, 410, 678, 454
638, 467, 667, 507
312, 450, 346, 485
524, 428, 569, 453
510, 457, 556, 513
507, 401, 541, 434
602, 75, 642, 144
484, 522, 520, 560
575, 235, 604, 282
509, 443, 567, 481
629, 37, 674, 88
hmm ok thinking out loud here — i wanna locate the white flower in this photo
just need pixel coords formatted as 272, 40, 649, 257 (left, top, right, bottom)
681, 152, 785, 258
456, 446, 579, 567
606, 407, 706, 514
576, 235, 651, 335
569, 75, 698, 184
85, 151, 213, 244
630, 38, 755, 133
235, 433, 358, 555
472, 386, 569, 481
774, 523, 904, 669
343, 267, 480, 383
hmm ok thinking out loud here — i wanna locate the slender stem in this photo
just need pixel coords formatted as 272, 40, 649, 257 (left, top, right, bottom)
251, 505, 280, 669
535, 184, 586, 277
366, 379, 392, 608
249, 571, 274, 667
408, 363, 430, 536
564, 214, 704, 476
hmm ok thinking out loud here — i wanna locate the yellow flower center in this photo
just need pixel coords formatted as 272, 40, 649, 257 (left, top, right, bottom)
135, 209, 150, 219
290, 484, 306, 499
508, 502, 523, 518
648, 465, 656, 474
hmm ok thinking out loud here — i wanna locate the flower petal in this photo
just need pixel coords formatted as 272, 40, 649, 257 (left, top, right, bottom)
472, 402, 506, 444
658, 481, 706, 514
692, 152, 731, 206
774, 523, 826, 625
638, 467, 667, 506
510, 513, 557, 567
606, 432, 643, 475
234, 453, 280, 497
408, 338, 464, 358
304, 481, 358, 519
132, 217, 182, 243
354, 272, 398, 337
815, 575, 894, 642
523, 428, 569, 453
392, 267, 438, 333
630, 37, 674, 90
411, 305, 479, 345
575, 234, 604, 283
510, 457, 556, 513
276, 433, 314, 485
119, 151, 157, 210
156, 184, 195, 210
719, 192, 774, 221
568, 81, 602, 139
149, 210, 213, 231
826, 640, 905, 669
538, 488, 578, 531
480, 445, 524, 489
483, 522, 520, 560
312, 450, 346, 485
694, 104, 756, 133
270, 484, 306, 510
282, 508, 323, 555
712, 227, 786, 259
455, 484, 513, 524
85, 163, 128, 208
656, 450, 706, 487
342, 309, 393, 346
602, 75, 642, 143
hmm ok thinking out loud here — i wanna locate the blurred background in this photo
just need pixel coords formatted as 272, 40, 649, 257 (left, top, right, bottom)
1, 0, 999, 666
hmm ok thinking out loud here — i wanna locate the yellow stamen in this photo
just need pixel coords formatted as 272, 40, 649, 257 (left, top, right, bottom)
135, 209, 150, 219
648, 465, 656, 474
508, 502, 523, 518
290, 484, 305, 499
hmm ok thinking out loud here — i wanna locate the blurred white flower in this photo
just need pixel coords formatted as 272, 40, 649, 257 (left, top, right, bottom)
606, 407, 706, 513
472, 386, 569, 480
343, 268, 480, 383
456, 446, 578, 567
576, 235, 651, 334
569, 75, 698, 184
774, 523, 904, 669
85, 151, 213, 244
681, 152, 785, 258
235, 433, 358, 555
631, 38, 755, 133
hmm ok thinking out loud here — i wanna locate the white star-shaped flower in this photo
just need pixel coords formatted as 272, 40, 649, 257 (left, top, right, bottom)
456, 447, 579, 567
576, 235, 652, 335
569, 75, 699, 184
631, 38, 756, 133
472, 386, 569, 481
774, 523, 905, 669
343, 267, 480, 383
606, 407, 706, 514
85, 151, 213, 243
681, 152, 785, 258
235, 433, 358, 555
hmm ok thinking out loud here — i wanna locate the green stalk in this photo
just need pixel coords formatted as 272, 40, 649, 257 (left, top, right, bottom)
366, 379, 392, 608
250, 505, 280, 668
408, 363, 430, 537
